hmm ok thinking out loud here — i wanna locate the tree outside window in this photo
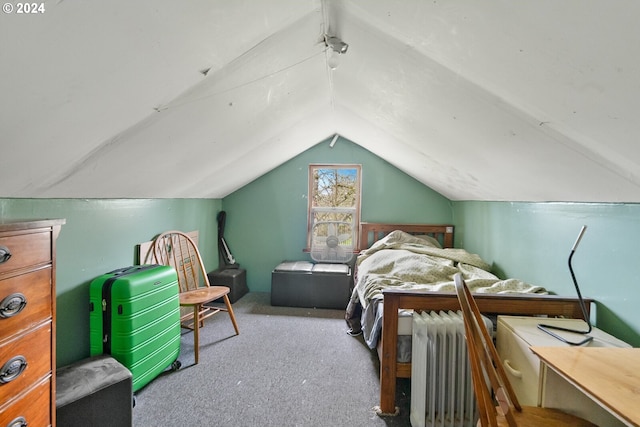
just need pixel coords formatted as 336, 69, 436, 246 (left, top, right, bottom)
307, 164, 361, 250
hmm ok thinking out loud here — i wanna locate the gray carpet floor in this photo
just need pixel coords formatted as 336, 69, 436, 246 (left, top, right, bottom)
132, 292, 411, 426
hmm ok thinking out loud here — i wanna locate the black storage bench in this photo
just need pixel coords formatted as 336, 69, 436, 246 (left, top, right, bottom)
56, 355, 133, 427
271, 261, 352, 309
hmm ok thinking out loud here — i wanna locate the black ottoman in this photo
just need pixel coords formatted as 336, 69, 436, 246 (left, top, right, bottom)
207, 268, 248, 303
271, 261, 351, 309
56, 355, 133, 427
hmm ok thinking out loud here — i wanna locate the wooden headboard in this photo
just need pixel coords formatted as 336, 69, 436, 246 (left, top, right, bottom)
358, 222, 454, 251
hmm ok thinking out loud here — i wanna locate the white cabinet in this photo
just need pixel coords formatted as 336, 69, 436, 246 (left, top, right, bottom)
496, 316, 630, 406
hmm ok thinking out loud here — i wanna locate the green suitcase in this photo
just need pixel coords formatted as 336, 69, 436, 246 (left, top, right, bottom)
89, 265, 181, 392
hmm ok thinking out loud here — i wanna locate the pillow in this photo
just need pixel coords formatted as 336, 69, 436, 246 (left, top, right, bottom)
413, 234, 443, 249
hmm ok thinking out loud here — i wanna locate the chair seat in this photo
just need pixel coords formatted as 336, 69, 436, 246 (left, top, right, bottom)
495, 405, 597, 426
179, 286, 229, 305
153, 230, 239, 364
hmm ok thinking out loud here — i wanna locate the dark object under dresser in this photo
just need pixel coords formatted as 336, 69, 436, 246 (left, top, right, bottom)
56, 355, 133, 427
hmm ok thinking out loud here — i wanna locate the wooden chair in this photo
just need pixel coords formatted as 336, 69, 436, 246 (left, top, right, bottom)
153, 231, 239, 364
453, 273, 596, 427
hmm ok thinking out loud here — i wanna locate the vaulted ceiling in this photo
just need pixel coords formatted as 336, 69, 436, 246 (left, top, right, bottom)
2, 0, 639, 202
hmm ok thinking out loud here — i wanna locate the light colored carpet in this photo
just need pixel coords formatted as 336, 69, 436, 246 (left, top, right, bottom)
132, 292, 411, 427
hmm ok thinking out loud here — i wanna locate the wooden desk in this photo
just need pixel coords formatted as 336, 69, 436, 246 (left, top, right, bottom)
531, 347, 640, 427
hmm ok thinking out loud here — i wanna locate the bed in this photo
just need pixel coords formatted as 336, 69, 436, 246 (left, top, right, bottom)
347, 222, 592, 415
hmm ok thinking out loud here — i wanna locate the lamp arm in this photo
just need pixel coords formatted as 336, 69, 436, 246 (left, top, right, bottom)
537, 225, 593, 345
568, 250, 593, 333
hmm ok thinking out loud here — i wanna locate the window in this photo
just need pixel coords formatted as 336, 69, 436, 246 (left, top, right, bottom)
307, 164, 361, 250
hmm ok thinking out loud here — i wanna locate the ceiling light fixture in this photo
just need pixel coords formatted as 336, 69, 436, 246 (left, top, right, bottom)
324, 35, 348, 70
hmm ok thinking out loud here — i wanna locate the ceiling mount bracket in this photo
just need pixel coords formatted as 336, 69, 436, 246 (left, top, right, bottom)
324, 35, 348, 54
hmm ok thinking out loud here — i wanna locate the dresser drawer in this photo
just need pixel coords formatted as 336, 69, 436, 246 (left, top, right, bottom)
0, 268, 52, 342
0, 231, 51, 275
0, 377, 51, 427
0, 322, 52, 404
496, 322, 541, 405
496, 315, 631, 409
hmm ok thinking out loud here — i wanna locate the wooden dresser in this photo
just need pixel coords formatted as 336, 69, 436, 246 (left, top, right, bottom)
0, 219, 64, 427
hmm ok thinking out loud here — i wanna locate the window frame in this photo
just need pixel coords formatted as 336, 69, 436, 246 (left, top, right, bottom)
307, 163, 362, 251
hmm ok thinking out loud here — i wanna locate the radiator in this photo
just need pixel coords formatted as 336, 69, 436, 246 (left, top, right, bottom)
410, 310, 492, 427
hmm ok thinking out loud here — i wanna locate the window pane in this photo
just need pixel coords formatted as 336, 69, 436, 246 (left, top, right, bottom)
311, 209, 353, 226
307, 164, 361, 250
312, 221, 355, 247
312, 168, 358, 208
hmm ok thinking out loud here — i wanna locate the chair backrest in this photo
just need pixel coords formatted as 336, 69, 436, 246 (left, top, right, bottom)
454, 273, 521, 427
154, 231, 210, 293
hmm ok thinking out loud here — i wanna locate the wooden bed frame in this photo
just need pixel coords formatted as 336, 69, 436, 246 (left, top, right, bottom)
358, 222, 454, 251
357, 223, 592, 415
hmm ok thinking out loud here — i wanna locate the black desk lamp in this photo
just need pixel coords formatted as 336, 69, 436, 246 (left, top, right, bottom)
538, 225, 594, 346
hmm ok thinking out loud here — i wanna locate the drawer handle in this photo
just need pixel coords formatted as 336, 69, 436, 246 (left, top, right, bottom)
503, 359, 523, 378
0, 246, 11, 264
0, 293, 27, 318
0, 355, 28, 384
6, 417, 27, 427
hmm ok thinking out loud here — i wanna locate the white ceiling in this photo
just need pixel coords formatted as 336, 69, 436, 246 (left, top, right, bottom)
2, 0, 640, 202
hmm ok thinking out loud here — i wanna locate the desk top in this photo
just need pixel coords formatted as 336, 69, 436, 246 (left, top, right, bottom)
531, 347, 640, 427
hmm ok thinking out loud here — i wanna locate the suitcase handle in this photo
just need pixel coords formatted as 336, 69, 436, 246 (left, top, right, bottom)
107, 265, 159, 276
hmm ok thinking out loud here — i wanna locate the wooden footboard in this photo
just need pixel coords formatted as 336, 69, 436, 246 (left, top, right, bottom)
377, 289, 593, 415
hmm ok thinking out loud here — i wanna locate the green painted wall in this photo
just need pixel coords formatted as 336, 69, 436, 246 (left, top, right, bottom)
3, 155, 638, 368
0, 198, 221, 366
453, 201, 640, 346
222, 136, 454, 292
